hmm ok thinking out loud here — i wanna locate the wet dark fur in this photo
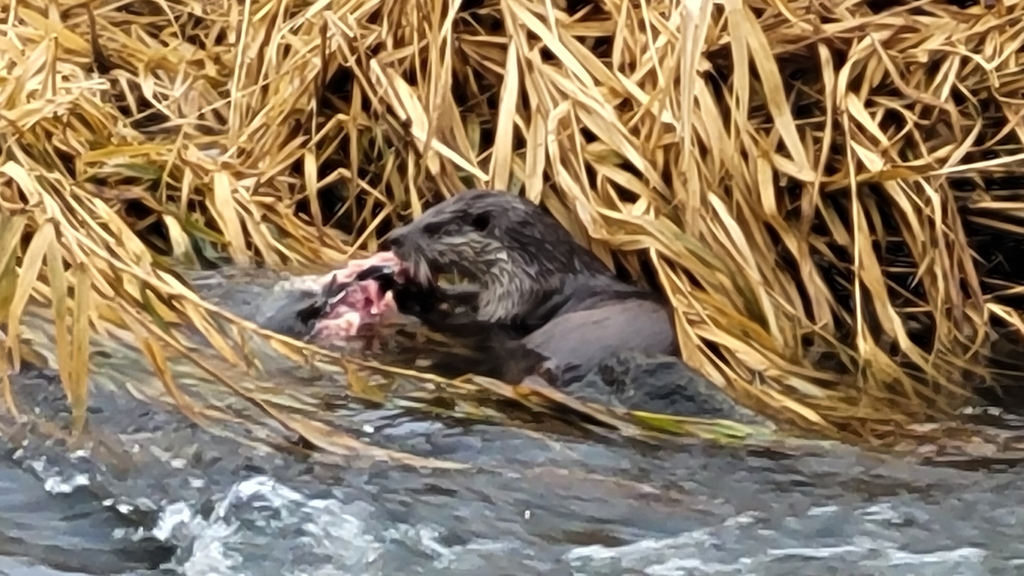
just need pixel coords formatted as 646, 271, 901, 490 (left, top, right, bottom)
383, 189, 654, 326
383, 189, 679, 386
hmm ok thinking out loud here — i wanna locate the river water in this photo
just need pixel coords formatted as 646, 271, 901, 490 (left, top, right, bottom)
3, 268, 1024, 575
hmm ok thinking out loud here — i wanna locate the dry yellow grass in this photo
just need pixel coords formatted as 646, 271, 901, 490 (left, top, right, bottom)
2, 0, 1024, 446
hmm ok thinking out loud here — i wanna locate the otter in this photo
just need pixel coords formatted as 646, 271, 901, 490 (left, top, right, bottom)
381, 189, 679, 386
189, 207, 756, 421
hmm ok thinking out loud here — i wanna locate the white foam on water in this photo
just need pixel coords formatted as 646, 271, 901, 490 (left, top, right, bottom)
563, 506, 991, 576
42, 472, 90, 494
182, 520, 244, 576
151, 501, 195, 541
881, 547, 986, 566
565, 513, 753, 575
295, 497, 384, 572
160, 476, 385, 576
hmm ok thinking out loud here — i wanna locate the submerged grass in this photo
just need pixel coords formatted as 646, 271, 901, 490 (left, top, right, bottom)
2, 0, 1024, 449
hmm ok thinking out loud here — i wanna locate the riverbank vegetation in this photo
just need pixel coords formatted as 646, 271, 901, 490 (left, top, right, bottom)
2, 0, 1024, 447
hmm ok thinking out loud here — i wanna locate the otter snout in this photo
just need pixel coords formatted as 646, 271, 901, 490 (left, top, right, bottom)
381, 227, 408, 251
381, 224, 435, 286
380, 225, 417, 262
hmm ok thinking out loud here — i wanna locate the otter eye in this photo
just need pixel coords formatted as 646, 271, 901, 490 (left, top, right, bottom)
470, 213, 490, 232
423, 221, 445, 236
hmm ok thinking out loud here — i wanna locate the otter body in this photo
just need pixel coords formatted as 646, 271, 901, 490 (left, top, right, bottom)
383, 189, 678, 386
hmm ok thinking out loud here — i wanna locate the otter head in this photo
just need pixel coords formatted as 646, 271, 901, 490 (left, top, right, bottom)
382, 189, 611, 324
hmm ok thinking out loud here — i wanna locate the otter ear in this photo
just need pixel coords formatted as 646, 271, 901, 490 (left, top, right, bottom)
470, 212, 491, 232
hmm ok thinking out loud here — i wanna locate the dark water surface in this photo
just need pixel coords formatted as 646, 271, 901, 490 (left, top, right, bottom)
3, 269, 1024, 575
